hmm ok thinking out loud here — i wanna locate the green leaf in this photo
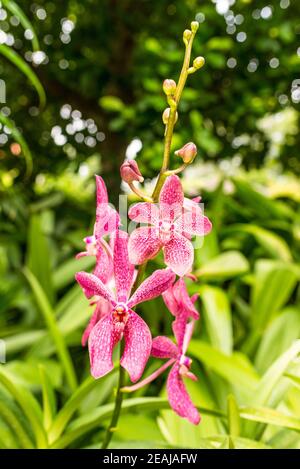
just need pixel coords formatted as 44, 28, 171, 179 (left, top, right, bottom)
195, 250, 249, 280
285, 373, 300, 390
51, 398, 224, 449
48, 375, 100, 444
251, 260, 298, 331
240, 406, 300, 433
0, 368, 47, 448
188, 340, 259, 394
99, 95, 124, 112
255, 308, 300, 373
39, 365, 57, 431
0, 393, 34, 448
26, 214, 54, 305
53, 256, 95, 291
0, 113, 33, 176
0, 44, 46, 107
23, 268, 77, 392
199, 285, 233, 354
2, 0, 40, 50
227, 394, 240, 437
233, 224, 292, 261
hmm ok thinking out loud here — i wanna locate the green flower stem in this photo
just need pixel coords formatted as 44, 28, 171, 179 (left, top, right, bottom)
101, 23, 199, 449
152, 26, 198, 202
101, 344, 125, 449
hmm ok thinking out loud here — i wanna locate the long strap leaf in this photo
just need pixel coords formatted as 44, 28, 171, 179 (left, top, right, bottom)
0, 44, 46, 107
23, 267, 78, 393
2, 0, 40, 51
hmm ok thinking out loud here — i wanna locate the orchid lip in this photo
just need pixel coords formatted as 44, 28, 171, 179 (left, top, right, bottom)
112, 302, 129, 325
179, 354, 192, 368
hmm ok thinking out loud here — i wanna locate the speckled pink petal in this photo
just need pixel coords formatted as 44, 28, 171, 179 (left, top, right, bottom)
120, 311, 152, 382
88, 313, 121, 378
173, 279, 199, 320
128, 268, 175, 308
151, 336, 178, 359
182, 320, 195, 355
113, 230, 135, 302
163, 234, 193, 277
93, 241, 113, 284
75, 271, 115, 304
172, 314, 188, 351
128, 227, 161, 265
95, 175, 108, 205
167, 363, 201, 425
159, 175, 184, 222
128, 202, 159, 225
162, 286, 180, 317
175, 212, 212, 237
82, 298, 112, 346
95, 204, 120, 239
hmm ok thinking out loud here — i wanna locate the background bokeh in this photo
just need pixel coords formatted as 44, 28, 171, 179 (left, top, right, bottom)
0, 0, 300, 449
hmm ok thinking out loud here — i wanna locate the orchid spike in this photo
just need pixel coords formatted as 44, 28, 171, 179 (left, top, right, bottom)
76, 230, 176, 382
123, 317, 200, 425
128, 175, 212, 276
76, 175, 120, 284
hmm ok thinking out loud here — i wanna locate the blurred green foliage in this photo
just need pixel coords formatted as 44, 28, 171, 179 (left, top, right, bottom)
0, 0, 300, 450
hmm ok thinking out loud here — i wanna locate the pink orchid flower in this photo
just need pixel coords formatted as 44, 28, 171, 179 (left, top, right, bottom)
162, 277, 199, 322
76, 175, 120, 284
123, 316, 200, 425
76, 230, 176, 382
128, 175, 212, 276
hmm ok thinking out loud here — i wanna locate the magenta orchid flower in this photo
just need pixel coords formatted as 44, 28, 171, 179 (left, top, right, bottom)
162, 277, 199, 321
76, 230, 176, 382
76, 175, 120, 284
123, 316, 200, 425
128, 175, 212, 277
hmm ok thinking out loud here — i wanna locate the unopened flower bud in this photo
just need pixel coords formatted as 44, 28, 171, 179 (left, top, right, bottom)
120, 160, 144, 183
183, 29, 192, 45
175, 142, 197, 164
162, 108, 178, 125
163, 79, 176, 96
193, 56, 205, 70
191, 21, 199, 33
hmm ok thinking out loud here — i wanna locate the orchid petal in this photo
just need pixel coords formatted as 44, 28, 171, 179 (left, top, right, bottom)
173, 279, 199, 320
113, 230, 135, 302
167, 363, 201, 425
163, 234, 194, 277
88, 313, 121, 378
93, 241, 113, 284
159, 175, 184, 222
128, 202, 159, 225
75, 272, 115, 304
175, 212, 212, 237
128, 227, 161, 265
151, 336, 178, 359
162, 286, 180, 316
182, 320, 195, 355
128, 268, 175, 308
120, 311, 152, 382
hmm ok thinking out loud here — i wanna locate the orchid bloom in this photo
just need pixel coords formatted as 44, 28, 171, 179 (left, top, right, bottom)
123, 316, 200, 425
128, 175, 212, 276
76, 230, 176, 382
76, 175, 120, 284
123, 278, 200, 424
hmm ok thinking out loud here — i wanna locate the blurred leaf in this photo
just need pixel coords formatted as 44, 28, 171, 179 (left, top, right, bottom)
0, 113, 33, 176
195, 250, 249, 280
227, 394, 240, 437
199, 285, 233, 354
2, 0, 40, 50
255, 308, 300, 373
23, 268, 77, 392
0, 44, 45, 107
53, 256, 95, 291
240, 406, 300, 433
26, 214, 54, 304
39, 365, 57, 431
0, 368, 47, 448
251, 260, 298, 330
